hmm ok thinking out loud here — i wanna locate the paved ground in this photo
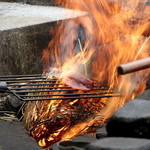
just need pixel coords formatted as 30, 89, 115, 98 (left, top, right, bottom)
51, 125, 107, 150
51, 134, 97, 150
0, 119, 42, 150
0, 2, 87, 31
0, 89, 149, 150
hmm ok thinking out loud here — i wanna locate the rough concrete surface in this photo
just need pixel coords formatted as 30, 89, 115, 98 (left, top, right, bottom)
0, 119, 42, 150
0, 2, 87, 76
0, 22, 53, 75
0, 2, 86, 31
0, 0, 57, 6
107, 99, 150, 138
52, 134, 97, 150
85, 137, 150, 150
136, 89, 150, 100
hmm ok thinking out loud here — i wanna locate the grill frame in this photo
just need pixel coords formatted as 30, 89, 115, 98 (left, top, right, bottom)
0, 74, 120, 101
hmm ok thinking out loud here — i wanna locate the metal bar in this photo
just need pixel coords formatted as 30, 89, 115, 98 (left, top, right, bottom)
0, 74, 43, 78
10, 86, 109, 91
19, 92, 114, 97
8, 83, 61, 87
0, 82, 8, 89
13, 88, 110, 94
13, 86, 73, 93
16, 89, 108, 93
0, 77, 47, 81
6, 79, 57, 84
21, 95, 120, 101
5, 89, 74, 93
10, 86, 64, 90
15, 89, 76, 93
8, 83, 107, 88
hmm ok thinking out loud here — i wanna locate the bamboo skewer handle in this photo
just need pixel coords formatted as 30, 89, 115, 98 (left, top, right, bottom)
118, 57, 150, 75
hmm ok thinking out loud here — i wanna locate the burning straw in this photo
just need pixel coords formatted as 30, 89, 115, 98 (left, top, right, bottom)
23, 0, 150, 149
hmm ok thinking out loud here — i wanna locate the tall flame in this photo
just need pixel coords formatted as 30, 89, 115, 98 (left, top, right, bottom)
23, 0, 150, 149
42, 0, 150, 103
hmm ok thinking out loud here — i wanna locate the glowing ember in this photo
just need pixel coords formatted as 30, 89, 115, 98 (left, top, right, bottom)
23, 0, 150, 149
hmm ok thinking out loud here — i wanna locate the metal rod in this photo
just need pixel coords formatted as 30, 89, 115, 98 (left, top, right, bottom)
0, 74, 43, 78
19, 89, 76, 93
0, 82, 8, 89
10, 86, 63, 90
13, 86, 73, 93
14, 89, 71, 94
21, 95, 120, 101
13, 88, 110, 94
0, 77, 47, 81
9, 85, 107, 90
118, 57, 150, 75
10, 87, 108, 93
19, 92, 113, 97
8, 83, 107, 88
7, 79, 57, 84
8, 83, 62, 87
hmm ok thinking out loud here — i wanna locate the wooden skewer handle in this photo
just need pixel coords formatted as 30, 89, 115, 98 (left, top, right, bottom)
117, 57, 150, 75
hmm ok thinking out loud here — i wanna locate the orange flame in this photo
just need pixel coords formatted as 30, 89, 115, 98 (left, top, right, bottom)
24, 0, 150, 149
42, 0, 150, 100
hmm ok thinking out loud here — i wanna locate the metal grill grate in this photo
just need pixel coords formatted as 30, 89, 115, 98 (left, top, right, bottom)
0, 74, 120, 101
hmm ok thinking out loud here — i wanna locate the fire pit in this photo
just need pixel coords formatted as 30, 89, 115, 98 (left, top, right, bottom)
37, 0, 150, 148
0, 73, 120, 148
0, 0, 150, 150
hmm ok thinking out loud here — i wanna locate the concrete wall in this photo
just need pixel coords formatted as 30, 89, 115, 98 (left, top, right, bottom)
0, 1, 86, 76
0, 22, 55, 75
0, 0, 57, 6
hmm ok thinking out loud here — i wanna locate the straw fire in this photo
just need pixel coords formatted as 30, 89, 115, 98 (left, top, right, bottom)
23, 0, 150, 149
